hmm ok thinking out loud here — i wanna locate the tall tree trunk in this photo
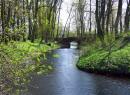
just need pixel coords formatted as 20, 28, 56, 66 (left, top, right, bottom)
114, 0, 122, 38
124, 0, 130, 32
31, 0, 39, 42
95, 0, 104, 42
100, 0, 106, 32
89, 0, 92, 33
106, 0, 112, 33
27, 0, 32, 40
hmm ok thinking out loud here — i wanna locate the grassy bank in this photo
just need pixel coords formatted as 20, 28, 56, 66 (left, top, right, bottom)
0, 41, 59, 94
77, 40, 130, 76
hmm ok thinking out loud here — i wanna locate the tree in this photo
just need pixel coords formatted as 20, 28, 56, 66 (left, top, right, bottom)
95, 0, 104, 42
124, 0, 130, 32
114, 0, 122, 37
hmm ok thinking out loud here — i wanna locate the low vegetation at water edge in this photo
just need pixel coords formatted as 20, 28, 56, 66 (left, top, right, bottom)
0, 41, 58, 94
77, 41, 130, 76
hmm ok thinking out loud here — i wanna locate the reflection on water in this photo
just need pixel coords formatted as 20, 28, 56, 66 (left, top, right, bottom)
27, 49, 130, 95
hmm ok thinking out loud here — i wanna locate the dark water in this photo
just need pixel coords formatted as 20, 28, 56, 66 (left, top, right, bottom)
28, 49, 130, 95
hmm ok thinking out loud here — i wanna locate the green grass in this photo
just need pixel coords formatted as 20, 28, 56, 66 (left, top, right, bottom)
77, 44, 130, 75
0, 41, 59, 94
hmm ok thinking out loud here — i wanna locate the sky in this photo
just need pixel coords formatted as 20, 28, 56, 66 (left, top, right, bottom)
60, 0, 73, 26
60, 0, 127, 29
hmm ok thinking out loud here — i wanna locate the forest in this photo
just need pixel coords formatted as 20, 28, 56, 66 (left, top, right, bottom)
0, 0, 130, 95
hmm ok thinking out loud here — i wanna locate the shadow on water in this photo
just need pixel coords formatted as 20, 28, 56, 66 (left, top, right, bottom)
26, 48, 130, 95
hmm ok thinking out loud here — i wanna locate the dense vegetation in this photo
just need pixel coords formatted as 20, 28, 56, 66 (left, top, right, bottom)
77, 38, 130, 76
0, 41, 58, 94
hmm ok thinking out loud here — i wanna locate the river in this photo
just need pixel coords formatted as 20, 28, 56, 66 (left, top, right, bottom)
27, 48, 130, 95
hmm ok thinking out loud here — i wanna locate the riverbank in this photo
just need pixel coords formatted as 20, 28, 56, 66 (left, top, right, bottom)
0, 41, 59, 94
77, 42, 130, 76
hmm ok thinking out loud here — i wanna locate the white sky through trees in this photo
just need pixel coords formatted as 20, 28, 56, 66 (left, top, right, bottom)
60, 0, 127, 30
60, 0, 73, 27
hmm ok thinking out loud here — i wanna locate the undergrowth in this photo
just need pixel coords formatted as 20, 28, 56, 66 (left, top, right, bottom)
0, 41, 58, 94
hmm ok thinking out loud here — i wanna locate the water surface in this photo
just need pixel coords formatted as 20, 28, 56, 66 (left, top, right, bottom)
28, 49, 130, 95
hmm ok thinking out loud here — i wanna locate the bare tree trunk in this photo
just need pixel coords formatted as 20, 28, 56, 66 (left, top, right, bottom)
100, 0, 106, 32
95, 0, 104, 42
106, 0, 113, 33
89, 0, 92, 33
31, 0, 39, 42
114, 0, 122, 38
124, 0, 130, 32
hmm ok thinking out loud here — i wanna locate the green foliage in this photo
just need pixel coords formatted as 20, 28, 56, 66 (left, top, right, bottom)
0, 41, 58, 94
78, 42, 130, 75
